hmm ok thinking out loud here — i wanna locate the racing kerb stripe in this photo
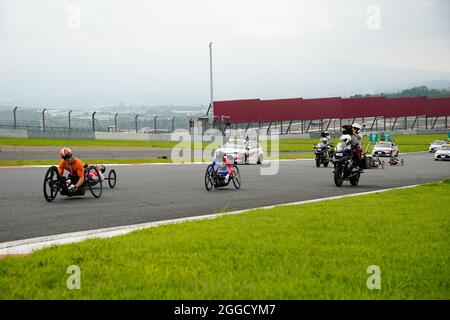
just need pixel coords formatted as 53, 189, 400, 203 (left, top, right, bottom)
0, 183, 424, 256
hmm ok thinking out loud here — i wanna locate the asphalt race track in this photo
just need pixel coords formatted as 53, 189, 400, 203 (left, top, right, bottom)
0, 152, 448, 243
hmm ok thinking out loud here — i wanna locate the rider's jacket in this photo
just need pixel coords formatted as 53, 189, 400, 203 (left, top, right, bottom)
351, 132, 363, 147
214, 156, 232, 174
59, 158, 84, 178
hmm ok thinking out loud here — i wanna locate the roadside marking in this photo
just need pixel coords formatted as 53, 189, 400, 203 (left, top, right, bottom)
0, 183, 422, 256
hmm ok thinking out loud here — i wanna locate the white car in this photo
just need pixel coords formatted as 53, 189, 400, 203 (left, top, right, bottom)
429, 140, 448, 153
215, 139, 264, 164
372, 141, 399, 157
434, 144, 450, 161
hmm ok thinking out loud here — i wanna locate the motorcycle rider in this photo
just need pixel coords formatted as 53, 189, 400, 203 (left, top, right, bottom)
320, 131, 331, 145
351, 123, 364, 171
342, 123, 364, 172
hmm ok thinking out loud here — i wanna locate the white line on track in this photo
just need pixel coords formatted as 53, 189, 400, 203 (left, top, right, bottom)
0, 183, 421, 256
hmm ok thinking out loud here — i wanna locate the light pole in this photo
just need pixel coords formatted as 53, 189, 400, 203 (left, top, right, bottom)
68, 109, 72, 132
42, 108, 47, 131
209, 42, 214, 126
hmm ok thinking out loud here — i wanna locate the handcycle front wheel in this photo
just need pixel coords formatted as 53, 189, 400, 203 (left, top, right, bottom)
43, 166, 60, 202
205, 164, 215, 191
108, 169, 117, 188
86, 166, 103, 198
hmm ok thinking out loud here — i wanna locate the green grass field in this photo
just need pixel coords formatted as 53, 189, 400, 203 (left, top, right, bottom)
1, 133, 447, 154
0, 154, 314, 166
0, 181, 448, 299
0, 137, 204, 149
256, 133, 447, 153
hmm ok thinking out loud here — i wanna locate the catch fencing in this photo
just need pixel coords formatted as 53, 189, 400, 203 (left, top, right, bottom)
0, 107, 192, 134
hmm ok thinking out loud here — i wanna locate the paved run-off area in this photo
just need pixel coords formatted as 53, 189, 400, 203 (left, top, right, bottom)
0, 152, 448, 243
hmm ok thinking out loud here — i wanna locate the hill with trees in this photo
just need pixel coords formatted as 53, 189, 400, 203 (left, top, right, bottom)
350, 86, 450, 98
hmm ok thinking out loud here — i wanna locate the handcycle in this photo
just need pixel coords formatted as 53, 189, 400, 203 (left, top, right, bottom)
87, 164, 117, 189
366, 154, 385, 169
43, 165, 103, 202
204, 155, 242, 191
389, 156, 404, 166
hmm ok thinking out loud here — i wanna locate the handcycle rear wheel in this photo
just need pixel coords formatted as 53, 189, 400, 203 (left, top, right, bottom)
86, 166, 103, 198
43, 166, 60, 202
205, 164, 215, 191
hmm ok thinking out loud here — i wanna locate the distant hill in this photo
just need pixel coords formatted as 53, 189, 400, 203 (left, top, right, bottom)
349, 86, 450, 98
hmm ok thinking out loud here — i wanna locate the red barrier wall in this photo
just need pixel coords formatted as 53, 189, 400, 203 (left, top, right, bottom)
425, 97, 450, 117
383, 97, 427, 117
260, 98, 303, 122
213, 99, 262, 123
341, 97, 386, 118
213, 96, 450, 122
301, 97, 342, 120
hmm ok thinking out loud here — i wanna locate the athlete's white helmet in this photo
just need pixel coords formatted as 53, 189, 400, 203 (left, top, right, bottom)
341, 134, 352, 145
215, 150, 225, 162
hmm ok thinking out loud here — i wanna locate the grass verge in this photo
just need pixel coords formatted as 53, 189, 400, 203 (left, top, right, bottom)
0, 181, 448, 299
0, 154, 314, 166
267, 134, 448, 153
2, 134, 447, 153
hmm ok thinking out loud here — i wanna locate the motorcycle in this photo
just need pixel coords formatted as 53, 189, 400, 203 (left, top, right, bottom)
332, 141, 363, 187
313, 143, 333, 168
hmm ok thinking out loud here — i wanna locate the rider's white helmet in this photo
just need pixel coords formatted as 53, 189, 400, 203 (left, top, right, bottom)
341, 134, 352, 145
352, 123, 362, 133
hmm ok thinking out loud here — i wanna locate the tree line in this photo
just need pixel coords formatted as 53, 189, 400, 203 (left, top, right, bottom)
350, 86, 450, 98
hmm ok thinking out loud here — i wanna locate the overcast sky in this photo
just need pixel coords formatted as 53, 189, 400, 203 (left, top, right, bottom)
0, 0, 449, 109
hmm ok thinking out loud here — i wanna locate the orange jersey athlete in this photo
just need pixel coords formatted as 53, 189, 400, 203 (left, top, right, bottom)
58, 148, 85, 191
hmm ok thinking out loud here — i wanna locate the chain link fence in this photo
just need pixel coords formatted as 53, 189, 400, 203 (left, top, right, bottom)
0, 106, 193, 133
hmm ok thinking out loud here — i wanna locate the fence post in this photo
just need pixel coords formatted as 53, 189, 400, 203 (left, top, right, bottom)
114, 113, 118, 132
135, 114, 139, 133
42, 108, 47, 131
68, 110, 72, 132
92, 111, 96, 132
172, 117, 176, 132
154, 116, 158, 134
13, 106, 18, 129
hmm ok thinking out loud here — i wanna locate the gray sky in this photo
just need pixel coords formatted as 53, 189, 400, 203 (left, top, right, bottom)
0, 0, 449, 109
